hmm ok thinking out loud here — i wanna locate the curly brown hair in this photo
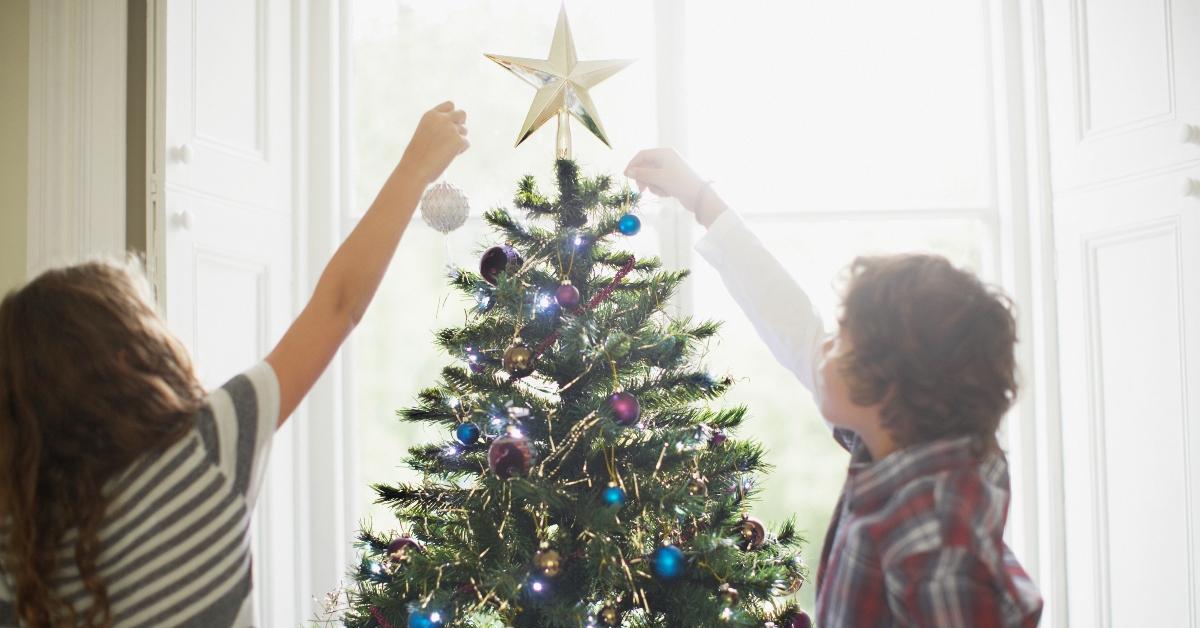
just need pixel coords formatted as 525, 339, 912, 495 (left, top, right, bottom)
0, 259, 206, 627
837, 254, 1018, 454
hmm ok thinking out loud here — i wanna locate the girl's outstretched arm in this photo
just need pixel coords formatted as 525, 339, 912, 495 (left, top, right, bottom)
266, 101, 469, 426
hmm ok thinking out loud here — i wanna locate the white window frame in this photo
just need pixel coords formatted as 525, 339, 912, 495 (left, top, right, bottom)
285, 0, 360, 621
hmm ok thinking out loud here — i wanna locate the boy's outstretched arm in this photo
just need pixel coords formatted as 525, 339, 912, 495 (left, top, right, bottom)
266, 102, 469, 426
625, 148, 827, 396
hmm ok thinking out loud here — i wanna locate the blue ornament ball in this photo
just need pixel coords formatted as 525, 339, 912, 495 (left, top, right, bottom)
651, 545, 686, 581
455, 422, 481, 446
617, 213, 642, 236
602, 484, 626, 507
407, 607, 446, 628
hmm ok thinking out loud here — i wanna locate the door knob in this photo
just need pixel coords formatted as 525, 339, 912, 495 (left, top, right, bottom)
173, 143, 194, 164
1182, 178, 1200, 199
172, 210, 194, 230
1182, 124, 1200, 145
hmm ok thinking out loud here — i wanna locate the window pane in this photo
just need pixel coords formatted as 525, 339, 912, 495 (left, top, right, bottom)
688, 217, 987, 609
349, 218, 495, 526
684, 0, 993, 212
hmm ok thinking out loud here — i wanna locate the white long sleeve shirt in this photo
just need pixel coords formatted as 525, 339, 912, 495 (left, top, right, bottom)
693, 210, 828, 399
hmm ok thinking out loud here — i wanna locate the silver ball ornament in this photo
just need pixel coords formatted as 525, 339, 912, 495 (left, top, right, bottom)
420, 182, 470, 234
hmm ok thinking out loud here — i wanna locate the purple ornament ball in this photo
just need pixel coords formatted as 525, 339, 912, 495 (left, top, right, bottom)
480, 245, 523, 285
488, 432, 534, 478
608, 391, 640, 426
788, 611, 813, 628
555, 282, 581, 309
386, 536, 424, 563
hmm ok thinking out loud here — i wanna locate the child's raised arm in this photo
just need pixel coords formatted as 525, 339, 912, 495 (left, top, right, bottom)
266, 101, 469, 426
625, 148, 828, 397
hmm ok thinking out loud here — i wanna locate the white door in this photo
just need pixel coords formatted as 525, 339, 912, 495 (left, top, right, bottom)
1043, 0, 1200, 625
159, 0, 299, 624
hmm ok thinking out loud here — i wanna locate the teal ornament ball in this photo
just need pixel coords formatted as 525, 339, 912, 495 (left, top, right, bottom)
617, 213, 641, 236
455, 422, 481, 446
407, 606, 446, 628
602, 484, 626, 507
651, 545, 685, 581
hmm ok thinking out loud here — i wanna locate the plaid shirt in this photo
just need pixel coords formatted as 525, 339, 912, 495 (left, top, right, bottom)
815, 429, 1044, 627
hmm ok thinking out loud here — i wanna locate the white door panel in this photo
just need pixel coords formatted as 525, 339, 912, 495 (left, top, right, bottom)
165, 0, 290, 212
163, 0, 297, 624
1053, 168, 1200, 626
1044, 0, 1200, 191
1044, 0, 1200, 622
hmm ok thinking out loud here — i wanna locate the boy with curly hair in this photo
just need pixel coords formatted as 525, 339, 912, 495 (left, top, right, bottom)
626, 148, 1044, 627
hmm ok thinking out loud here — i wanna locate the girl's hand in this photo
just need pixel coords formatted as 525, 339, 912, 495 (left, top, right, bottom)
624, 148, 727, 226
397, 101, 470, 186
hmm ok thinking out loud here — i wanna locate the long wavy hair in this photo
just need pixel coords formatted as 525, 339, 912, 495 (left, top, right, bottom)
0, 259, 206, 627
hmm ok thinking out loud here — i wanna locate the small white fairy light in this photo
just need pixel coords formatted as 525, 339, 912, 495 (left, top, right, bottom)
476, 289, 494, 312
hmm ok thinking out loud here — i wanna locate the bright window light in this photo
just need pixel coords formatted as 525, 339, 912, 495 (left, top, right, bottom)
348, 0, 992, 612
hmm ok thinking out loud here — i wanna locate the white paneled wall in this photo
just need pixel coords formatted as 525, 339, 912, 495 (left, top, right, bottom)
26, 0, 128, 273
1041, 0, 1200, 625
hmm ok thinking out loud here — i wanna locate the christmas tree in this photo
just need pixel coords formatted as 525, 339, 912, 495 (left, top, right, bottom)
341, 160, 811, 628
341, 7, 811, 628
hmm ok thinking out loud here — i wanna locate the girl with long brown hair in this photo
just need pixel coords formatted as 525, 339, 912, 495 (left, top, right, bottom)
0, 102, 468, 627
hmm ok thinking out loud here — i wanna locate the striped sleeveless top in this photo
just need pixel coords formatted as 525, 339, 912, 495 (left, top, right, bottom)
0, 362, 279, 627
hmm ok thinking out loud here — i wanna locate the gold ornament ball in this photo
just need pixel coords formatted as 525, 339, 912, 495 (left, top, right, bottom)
777, 574, 805, 596
502, 344, 536, 377
775, 556, 806, 595
687, 475, 708, 496
599, 605, 620, 626
736, 515, 766, 550
718, 583, 740, 606
534, 547, 563, 577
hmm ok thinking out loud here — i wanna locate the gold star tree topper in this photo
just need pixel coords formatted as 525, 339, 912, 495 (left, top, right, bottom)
486, 6, 634, 159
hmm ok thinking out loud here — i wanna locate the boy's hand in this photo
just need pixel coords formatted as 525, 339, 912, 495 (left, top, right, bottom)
624, 148, 726, 227
397, 101, 470, 186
